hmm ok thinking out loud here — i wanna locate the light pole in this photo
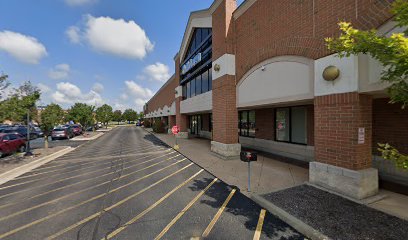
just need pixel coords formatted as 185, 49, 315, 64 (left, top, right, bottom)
25, 109, 33, 156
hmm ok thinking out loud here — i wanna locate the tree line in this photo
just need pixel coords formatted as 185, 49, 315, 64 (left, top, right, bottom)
0, 73, 143, 139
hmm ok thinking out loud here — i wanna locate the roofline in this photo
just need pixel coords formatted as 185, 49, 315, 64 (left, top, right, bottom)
145, 74, 176, 106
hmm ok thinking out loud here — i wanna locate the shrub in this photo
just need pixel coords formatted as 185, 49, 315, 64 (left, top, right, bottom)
152, 120, 165, 133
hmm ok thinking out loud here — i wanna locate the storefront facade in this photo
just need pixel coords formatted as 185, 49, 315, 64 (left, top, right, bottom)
144, 0, 406, 199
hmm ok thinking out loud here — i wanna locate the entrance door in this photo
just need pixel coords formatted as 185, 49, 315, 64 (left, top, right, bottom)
190, 115, 201, 135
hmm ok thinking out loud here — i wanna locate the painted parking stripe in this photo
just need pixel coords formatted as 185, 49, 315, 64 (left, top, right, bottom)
154, 178, 218, 240
0, 157, 187, 222
15, 146, 168, 180
202, 188, 236, 238
104, 169, 205, 239
0, 152, 179, 203
253, 209, 266, 240
0, 160, 191, 239
0, 150, 176, 190
45, 163, 196, 240
21, 147, 171, 177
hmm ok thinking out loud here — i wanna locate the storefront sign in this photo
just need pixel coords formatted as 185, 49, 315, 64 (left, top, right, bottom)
181, 53, 202, 75
358, 128, 365, 144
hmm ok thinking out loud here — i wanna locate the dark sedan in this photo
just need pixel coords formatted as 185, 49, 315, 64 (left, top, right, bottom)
3, 126, 38, 140
51, 126, 75, 140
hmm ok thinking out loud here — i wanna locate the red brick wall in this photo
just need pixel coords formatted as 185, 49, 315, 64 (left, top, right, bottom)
234, 0, 393, 81
373, 98, 408, 155
201, 113, 210, 131
212, 0, 239, 144
255, 108, 274, 140
145, 75, 177, 114
315, 92, 372, 170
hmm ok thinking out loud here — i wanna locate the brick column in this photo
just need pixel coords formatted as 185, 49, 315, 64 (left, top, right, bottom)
174, 53, 189, 139
311, 92, 378, 199
210, 0, 240, 158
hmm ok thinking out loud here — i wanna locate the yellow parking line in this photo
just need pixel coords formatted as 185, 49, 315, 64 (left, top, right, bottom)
18, 148, 169, 179
0, 160, 191, 239
0, 152, 178, 203
253, 209, 266, 240
154, 178, 218, 240
45, 163, 195, 240
104, 169, 205, 239
0, 150, 176, 191
0, 157, 186, 222
30, 145, 167, 172
202, 188, 236, 238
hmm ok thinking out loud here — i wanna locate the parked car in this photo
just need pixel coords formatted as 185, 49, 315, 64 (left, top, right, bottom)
51, 126, 75, 140
3, 126, 38, 140
33, 126, 44, 138
71, 124, 83, 135
0, 133, 26, 157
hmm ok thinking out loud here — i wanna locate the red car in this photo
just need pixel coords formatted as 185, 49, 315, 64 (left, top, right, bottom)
0, 133, 26, 157
71, 124, 83, 136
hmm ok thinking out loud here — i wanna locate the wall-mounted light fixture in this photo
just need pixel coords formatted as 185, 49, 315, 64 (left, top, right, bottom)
213, 63, 221, 72
323, 66, 340, 81
260, 65, 266, 71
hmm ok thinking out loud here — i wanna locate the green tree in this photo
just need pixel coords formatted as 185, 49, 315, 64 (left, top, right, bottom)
122, 109, 138, 123
95, 104, 113, 128
112, 110, 122, 125
67, 103, 95, 130
138, 112, 144, 120
326, 0, 408, 169
40, 104, 64, 148
0, 81, 40, 123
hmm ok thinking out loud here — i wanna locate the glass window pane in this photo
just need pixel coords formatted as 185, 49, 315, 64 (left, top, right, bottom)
291, 107, 307, 144
196, 29, 202, 47
187, 81, 191, 98
276, 108, 290, 141
208, 69, 212, 90
248, 110, 256, 137
202, 70, 208, 93
202, 28, 208, 40
191, 78, 196, 97
196, 75, 202, 95
240, 111, 248, 136
182, 84, 186, 98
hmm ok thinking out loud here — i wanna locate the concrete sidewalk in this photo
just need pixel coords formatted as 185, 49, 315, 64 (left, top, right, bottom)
149, 132, 308, 196
149, 131, 408, 223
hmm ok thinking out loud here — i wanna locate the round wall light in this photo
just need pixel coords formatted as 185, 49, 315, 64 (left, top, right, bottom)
322, 66, 340, 81
213, 64, 221, 72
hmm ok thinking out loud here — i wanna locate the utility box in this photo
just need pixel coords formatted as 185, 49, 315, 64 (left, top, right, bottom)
240, 151, 257, 162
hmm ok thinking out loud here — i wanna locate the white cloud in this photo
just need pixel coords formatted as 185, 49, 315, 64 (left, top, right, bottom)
143, 62, 170, 82
92, 82, 104, 93
0, 31, 47, 64
67, 15, 154, 60
37, 83, 51, 93
66, 26, 81, 44
65, 0, 98, 6
51, 82, 104, 106
124, 80, 153, 99
48, 64, 71, 80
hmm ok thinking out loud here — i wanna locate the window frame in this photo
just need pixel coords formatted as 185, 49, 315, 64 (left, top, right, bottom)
274, 106, 308, 145
238, 110, 256, 138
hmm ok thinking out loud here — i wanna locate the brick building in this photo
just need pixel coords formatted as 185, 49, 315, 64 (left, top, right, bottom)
144, 0, 407, 199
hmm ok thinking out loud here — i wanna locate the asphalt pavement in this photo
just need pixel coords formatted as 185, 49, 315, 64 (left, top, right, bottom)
0, 127, 305, 240
30, 136, 84, 150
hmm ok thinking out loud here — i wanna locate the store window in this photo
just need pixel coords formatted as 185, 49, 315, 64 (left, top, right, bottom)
239, 110, 256, 137
275, 106, 307, 144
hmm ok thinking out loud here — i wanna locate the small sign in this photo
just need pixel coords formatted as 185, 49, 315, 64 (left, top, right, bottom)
181, 53, 202, 75
171, 125, 180, 135
358, 127, 365, 144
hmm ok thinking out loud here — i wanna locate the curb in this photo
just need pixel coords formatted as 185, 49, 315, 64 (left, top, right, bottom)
251, 194, 331, 240
0, 147, 76, 186
70, 132, 104, 141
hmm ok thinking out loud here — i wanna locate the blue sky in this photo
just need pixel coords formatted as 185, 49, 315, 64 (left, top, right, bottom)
0, 0, 242, 111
